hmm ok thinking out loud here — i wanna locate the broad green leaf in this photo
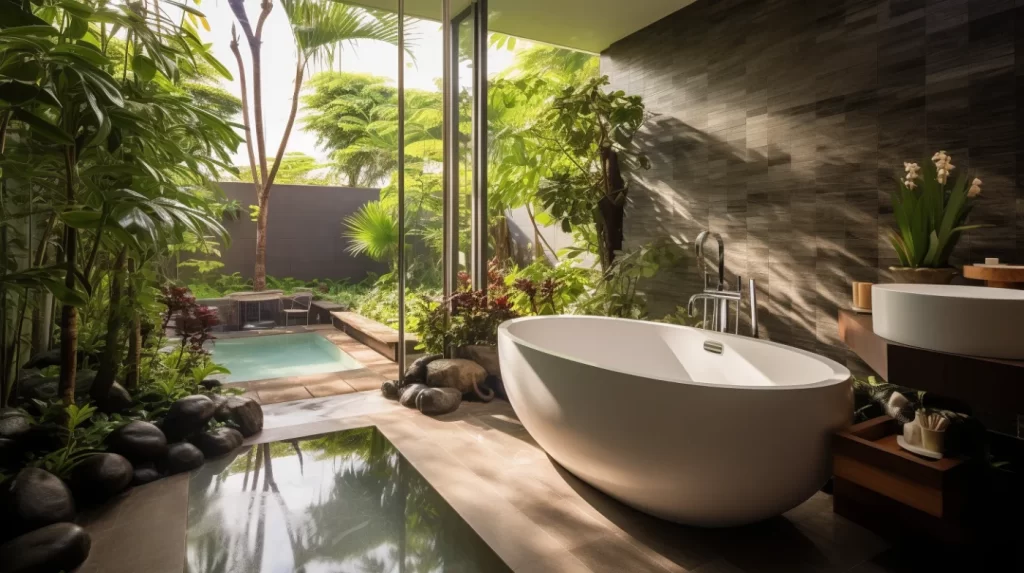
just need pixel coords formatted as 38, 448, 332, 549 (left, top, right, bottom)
888, 232, 910, 267
12, 109, 73, 144
80, 81, 105, 128
131, 54, 157, 82
0, 25, 59, 38
937, 170, 969, 241
51, 43, 109, 66
0, 79, 40, 105
85, 113, 111, 148
922, 231, 940, 267
58, 0, 94, 19
199, 50, 232, 80
60, 210, 104, 228
41, 278, 88, 306
165, 0, 206, 17
76, 66, 123, 107
66, 15, 88, 39
35, 85, 62, 109
0, 3, 50, 27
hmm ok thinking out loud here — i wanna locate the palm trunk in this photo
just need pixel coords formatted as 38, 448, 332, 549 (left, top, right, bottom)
30, 216, 59, 356
254, 196, 269, 291
0, 112, 9, 406
59, 147, 79, 407
253, 58, 306, 292
31, 292, 52, 354
92, 248, 127, 403
230, 32, 262, 194
228, 0, 273, 291
125, 258, 141, 390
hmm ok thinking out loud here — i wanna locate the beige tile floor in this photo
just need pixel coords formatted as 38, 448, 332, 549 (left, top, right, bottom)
216, 326, 400, 404
77, 390, 914, 573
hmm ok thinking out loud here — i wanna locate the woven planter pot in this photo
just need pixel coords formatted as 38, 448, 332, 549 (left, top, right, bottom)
888, 267, 957, 285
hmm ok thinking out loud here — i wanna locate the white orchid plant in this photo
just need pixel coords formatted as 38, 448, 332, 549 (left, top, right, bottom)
890, 151, 988, 269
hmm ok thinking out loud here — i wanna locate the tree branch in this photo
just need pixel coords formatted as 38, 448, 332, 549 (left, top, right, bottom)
263, 58, 306, 197
525, 203, 559, 262
231, 27, 262, 193
227, 0, 256, 45
247, 0, 273, 185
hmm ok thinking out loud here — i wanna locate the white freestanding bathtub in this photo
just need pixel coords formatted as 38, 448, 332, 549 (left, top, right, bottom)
497, 316, 852, 527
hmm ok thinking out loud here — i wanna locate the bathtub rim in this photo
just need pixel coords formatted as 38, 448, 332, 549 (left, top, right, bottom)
498, 315, 851, 391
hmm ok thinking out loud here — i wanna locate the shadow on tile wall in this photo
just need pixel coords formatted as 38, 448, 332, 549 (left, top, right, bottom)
602, 0, 1024, 366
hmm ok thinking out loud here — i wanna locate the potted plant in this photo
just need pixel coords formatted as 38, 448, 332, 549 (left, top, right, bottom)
887, 151, 987, 284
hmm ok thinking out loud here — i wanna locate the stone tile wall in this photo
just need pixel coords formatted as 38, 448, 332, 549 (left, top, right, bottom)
602, 0, 1024, 363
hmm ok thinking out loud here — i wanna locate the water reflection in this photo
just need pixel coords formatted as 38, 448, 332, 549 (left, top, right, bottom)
186, 428, 511, 573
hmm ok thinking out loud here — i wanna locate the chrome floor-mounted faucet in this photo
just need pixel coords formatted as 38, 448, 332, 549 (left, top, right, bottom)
688, 231, 759, 337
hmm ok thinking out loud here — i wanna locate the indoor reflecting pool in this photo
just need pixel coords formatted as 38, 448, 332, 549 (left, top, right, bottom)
185, 428, 511, 573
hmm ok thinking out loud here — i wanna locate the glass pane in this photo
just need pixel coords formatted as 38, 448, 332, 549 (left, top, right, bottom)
456, 13, 475, 285
401, 5, 445, 371
486, 3, 601, 269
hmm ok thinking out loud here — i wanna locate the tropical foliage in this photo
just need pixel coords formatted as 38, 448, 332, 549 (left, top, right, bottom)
226, 0, 402, 290
234, 152, 337, 186
0, 0, 239, 410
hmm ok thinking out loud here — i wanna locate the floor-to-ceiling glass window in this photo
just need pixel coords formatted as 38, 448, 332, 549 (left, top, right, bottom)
397, 0, 486, 370
450, 1, 488, 288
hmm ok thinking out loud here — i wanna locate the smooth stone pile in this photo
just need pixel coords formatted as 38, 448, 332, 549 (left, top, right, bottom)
71, 453, 133, 502
164, 443, 205, 474
4, 468, 76, 537
426, 359, 493, 401
132, 465, 163, 486
0, 368, 266, 573
0, 522, 91, 573
190, 427, 244, 458
214, 396, 264, 437
399, 384, 428, 408
403, 354, 442, 385
161, 395, 218, 441
416, 388, 462, 416
383, 352, 502, 415
99, 382, 133, 414
0, 408, 31, 441
107, 421, 168, 463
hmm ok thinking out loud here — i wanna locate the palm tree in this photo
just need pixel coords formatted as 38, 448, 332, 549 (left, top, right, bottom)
227, 0, 401, 290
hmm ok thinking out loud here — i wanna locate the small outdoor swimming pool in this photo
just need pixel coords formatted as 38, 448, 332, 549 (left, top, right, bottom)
210, 333, 362, 383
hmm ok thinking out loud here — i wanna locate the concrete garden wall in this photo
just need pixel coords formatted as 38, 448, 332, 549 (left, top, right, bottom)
213, 182, 388, 282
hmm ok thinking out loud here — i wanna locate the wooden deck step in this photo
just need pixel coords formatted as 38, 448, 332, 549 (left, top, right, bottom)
330, 311, 417, 362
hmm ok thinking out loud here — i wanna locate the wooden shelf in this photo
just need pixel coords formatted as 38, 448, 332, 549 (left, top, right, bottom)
963, 264, 1024, 288
835, 417, 968, 514
838, 309, 1024, 434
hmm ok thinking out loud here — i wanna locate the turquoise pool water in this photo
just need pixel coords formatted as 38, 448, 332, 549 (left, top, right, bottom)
210, 333, 362, 383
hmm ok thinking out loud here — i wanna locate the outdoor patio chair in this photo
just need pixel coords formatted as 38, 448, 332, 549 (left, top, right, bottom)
282, 291, 314, 326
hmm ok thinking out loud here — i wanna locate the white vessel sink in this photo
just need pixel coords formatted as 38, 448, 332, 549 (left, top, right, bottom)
872, 284, 1024, 360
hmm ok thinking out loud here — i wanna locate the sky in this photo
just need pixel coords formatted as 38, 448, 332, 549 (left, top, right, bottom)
192, 0, 519, 165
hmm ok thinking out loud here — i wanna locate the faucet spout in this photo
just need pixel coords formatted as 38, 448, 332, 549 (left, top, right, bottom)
687, 293, 709, 318
695, 230, 725, 289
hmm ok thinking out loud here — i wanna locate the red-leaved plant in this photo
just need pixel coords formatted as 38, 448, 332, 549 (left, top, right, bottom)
157, 286, 219, 369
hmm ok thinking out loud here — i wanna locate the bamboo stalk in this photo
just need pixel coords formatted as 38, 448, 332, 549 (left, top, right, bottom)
91, 248, 127, 403
125, 258, 141, 390
59, 146, 79, 407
